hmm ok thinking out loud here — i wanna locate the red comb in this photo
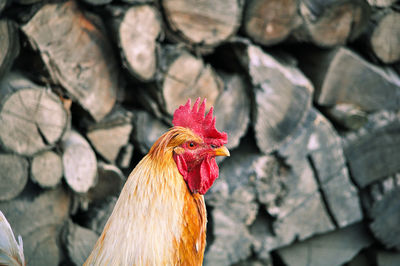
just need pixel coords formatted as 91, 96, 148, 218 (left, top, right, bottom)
172, 98, 227, 145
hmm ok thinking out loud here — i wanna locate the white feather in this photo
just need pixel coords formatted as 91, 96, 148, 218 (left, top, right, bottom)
0, 210, 25, 266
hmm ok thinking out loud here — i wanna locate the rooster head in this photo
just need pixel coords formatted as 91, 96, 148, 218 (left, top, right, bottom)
171, 98, 229, 195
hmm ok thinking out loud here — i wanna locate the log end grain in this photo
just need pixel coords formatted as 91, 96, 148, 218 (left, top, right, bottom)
119, 5, 161, 80
162, 0, 241, 47
0, 154, 29, 201
31, 150, 63, 188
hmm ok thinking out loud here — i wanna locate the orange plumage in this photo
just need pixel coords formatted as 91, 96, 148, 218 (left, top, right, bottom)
84, 98, 229, 265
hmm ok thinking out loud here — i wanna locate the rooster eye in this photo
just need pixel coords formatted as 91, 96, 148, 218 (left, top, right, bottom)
188, 142, 197, 149
211, 144, 218, 149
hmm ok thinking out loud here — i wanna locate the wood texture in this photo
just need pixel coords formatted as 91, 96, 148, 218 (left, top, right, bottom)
369, 10, 400, 64
369, 187, 400, 250
0, 154, 28, 201
22, 0, 119, 121
62, 130, 97, 193
116, 5, 161, 80
0, 20, 19, 79
243, 0, 301, 45
277, 223, 373, 266
295, 0, 370, 47
324, 103, 368, 130
132, 109, 169, 154
162, 0, 241, 48
31, 150, 63, 188
62, 220, 99, 266
86, 106, 133, 163
86, 162, 125, 206
343, 111, 400, 188
0, 72, 68, 156
237, 44, 314, 153
214, 72, 250, 150
0, 186, 70, 266
297, 47, 400, 112
159, 47, 223, 116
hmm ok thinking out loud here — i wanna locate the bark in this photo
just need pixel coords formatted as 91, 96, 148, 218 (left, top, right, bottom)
0, 20, 19, 79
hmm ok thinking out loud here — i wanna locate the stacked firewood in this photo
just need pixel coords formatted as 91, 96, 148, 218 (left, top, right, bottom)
0, 0, 399, 265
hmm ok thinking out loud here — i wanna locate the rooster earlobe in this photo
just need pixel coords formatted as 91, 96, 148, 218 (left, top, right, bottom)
173, 153, 188, 181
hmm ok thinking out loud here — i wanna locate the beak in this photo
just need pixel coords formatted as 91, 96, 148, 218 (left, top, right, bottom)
213, 146, 230, 157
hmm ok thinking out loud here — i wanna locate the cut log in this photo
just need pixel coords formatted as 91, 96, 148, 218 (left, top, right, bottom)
214, 72, 250, 150
80, 0, 113, 5
132, 109, 169, 154
22, 0, 119, 121
13, 0, 42, 4
274, 107, 362, 228
161, 0, 241, 49
81, 196, 117, 235
294, 0, 370, 47
157, 46, 223, 116
0, 20, 19, 79
205, 141, 261, 266
243, 0, 301, 45
31, 150, 63, 188
0, 186, 70, 266
62, 130, 97, 193
367, 0, 397, 7
369, 187, 400, 250
376, 250, 400, 266
117, 143, 134, 169
367, 10, 400, 64
276, 223, 373, 266
0, 154, 29, 201
297, 47, 400, 112
324, 103, 368, 130
86, 106, 133, 163
0, 72, 69, 156
62, 220, 98, 266
258, 159, 335, 251
343, 111, 400, 188
113, 5, 161, 80
305, 111, 362, 227
0, 0, 9, 15
86, 162, 125, 206
236, 44, 314, 153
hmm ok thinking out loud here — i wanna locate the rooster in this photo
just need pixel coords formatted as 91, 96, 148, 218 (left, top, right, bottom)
0, 98, 229, 265
85, 98, 229, 265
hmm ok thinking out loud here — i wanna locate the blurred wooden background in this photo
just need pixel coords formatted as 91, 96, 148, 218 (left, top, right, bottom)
0, 0, 399, 265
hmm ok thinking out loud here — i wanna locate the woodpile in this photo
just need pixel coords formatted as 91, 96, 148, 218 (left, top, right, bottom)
0, 0, 399, 265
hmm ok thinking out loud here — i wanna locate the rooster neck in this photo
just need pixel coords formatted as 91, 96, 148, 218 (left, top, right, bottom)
85, 154, 207, 266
